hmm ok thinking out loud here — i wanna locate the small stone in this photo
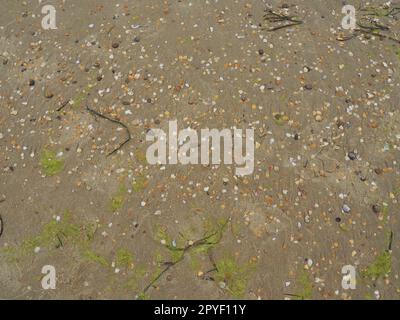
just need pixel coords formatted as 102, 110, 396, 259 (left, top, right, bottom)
366, 92, 375, 99
336, 120, 345, 128
133, 36, 140, 43
112, 42, 119, 49
315, 114, 322, 122
44, 89, 54, 99
342, 204, 351, 214
374, 168, 383, 175
0, 133, 3, 140
304, 84, 313, 90
347, 151, 357, 160
372, 204, 380, 214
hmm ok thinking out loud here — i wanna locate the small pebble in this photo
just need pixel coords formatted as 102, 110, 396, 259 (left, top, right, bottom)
342, 204, 351, 214
44, 89, 54, 99
372, 205, 380, 214
347, 151, 357, 160
315, 114, 322, 122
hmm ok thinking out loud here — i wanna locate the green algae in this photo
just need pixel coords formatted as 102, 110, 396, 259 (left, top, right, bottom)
40, 149, 64, 176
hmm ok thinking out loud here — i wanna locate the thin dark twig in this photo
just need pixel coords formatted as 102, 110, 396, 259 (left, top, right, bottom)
86, 105, 132, 156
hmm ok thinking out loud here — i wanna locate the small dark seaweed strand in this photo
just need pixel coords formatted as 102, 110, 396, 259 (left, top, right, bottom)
357, 21, 390, 31
164, 220, 228, 253
141, 255, 183, 295
263, 9, 303, 23
284, 293, 303, 299
358, 29, 400, 44
141, 221, 229, 295
361, 6, 400, 17
86, 105, 132, 156
0, 215, 3, 238
336, 29, 400, 44
57, 99, 70, 112
56, 233, 64, 248
263, 9, 303, 31
336, 32, 360, 42
389, 7, 400, 17
388, 231, 394, 251
264, 21, 303, 32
